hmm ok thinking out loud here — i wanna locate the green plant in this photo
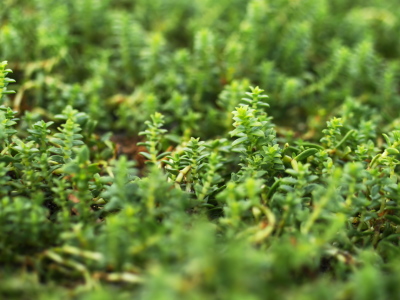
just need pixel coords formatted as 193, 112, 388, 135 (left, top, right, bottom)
2, 1, 400, 299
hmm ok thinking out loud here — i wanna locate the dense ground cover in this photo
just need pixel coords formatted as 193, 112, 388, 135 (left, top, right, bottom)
1, 0, 400, 299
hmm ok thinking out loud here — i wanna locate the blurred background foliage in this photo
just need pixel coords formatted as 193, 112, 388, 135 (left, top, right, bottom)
1, 0, 400, 139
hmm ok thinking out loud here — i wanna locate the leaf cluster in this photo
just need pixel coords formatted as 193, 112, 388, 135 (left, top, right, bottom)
2, 1, 400, 299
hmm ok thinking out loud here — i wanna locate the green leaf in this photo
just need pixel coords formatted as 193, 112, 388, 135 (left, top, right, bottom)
156, 152, 171, 160
48, 155, 64, 164
0, 155, 14, 164
294, 148, 318, 161
48, 147, 64, 155
78, 146, 90, 163
386, 147, 399, 155
251, 129, 265, 137
232, 136, 248, 147
140, 152, 153, 160
384, 215, 400, 225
